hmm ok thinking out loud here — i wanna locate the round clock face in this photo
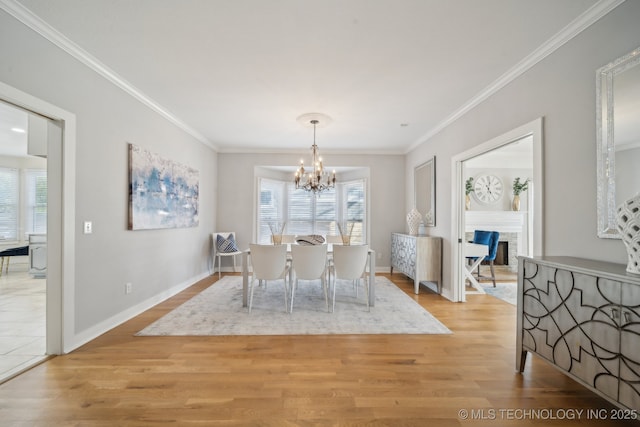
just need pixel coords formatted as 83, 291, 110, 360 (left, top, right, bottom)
473, 174, 503, 204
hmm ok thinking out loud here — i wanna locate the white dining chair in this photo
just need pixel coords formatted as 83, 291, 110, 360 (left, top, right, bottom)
290, 244, 329, 313
212, 232, 243, 279
248, 244, 290, 313
330, 244, 370, 312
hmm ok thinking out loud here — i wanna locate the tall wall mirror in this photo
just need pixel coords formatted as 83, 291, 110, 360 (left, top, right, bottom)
415, 156, 436, 226
597, 46, 640, 239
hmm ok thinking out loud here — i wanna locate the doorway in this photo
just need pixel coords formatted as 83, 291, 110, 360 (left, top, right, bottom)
0, 100, 48, 382
462, 136, 533, 301
450, 118, 543, 302
0, 80, 76, 382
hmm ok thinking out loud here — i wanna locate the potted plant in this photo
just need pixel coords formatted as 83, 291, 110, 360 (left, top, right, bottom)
465, 177, 474, 210
512, 177, 530, 211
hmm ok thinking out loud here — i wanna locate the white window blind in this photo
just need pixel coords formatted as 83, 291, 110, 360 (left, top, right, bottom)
342, 180, 365, 244
0, 167, 19, 241
287, 184, 337, 236
25, 169, 47, 234
257, 177, 366, 245
257, 178, 285, 244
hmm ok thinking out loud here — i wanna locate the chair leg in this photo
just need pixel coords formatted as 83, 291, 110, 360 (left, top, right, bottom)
290, 278, 297, 313
217, 254, 221, 279
490, 261, 496, 287
232, 254, 237, 273
248, 278, 255, 313
364, 276, 370, 312
331, 277, 337, 313
283, 277, 289, 313
322, 276, 329, 312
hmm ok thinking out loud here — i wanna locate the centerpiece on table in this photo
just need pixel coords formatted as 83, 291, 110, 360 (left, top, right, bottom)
269, 222, 286, 245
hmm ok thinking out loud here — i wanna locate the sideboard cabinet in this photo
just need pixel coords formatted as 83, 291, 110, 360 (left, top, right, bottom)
390, 233, 442, 294
517, 256, 640, 411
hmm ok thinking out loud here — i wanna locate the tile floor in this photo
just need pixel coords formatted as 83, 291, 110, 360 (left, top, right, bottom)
0, 270, 46, 382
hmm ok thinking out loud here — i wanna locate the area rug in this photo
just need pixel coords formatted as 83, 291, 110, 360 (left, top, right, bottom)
481, 282, 517, 306
136, 276, 451, 336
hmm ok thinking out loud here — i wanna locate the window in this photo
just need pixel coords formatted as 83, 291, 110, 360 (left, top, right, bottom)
25, 169, 47, 234
257, 177, 366, 244
0, 168, 18, 241
257, 178, 285, 244
342, 180, 365, 243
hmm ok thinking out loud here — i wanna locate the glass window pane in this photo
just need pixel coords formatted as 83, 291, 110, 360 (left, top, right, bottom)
0, 168, 19, 241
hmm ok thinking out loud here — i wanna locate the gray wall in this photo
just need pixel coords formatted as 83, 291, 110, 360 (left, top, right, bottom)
217, 152, 405, 268
0, 10, 217, 336
407, 1, 640, 297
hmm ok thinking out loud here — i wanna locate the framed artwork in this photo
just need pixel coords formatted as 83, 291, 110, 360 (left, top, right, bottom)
128, 143, 199, 230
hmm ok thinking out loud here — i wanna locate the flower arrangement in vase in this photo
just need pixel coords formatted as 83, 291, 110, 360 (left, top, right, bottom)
268, 221, 286, 244
337, 221, 354, 245
512, 177, 530, 211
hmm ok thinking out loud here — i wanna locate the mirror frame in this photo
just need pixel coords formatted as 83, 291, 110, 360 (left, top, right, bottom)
596, 46, 640, 239
414, 156, 436, 227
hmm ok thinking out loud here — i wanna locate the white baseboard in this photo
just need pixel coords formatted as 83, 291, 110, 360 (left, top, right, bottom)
68, 271, 210, 352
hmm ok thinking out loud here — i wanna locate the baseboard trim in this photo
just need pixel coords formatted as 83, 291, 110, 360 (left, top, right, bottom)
67, 271, 210, 353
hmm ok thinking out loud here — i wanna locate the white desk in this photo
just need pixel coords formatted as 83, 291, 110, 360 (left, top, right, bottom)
465, 242, 488, 292
241, 244, 376, 307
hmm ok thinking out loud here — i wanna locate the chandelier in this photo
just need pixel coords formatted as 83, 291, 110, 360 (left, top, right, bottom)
294, 114, 336, 193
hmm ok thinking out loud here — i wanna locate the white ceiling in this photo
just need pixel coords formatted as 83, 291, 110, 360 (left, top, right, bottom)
5, 0, 608, 154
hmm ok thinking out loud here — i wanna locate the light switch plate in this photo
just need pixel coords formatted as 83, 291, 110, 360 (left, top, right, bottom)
84, 221, 92, 234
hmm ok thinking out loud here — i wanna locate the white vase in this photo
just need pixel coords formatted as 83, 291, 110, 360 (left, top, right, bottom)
616, 193, 640, 274
406, 208, 422, 236
512, 195, 521, 211
418, 222, 426, 235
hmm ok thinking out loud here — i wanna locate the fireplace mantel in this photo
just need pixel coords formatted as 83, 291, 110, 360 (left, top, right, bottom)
465, 210, 526, 233
465, 211, 527, 268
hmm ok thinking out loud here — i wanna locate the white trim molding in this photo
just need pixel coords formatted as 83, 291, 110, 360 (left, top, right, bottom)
451, 117, 543, 302
0, 0, 216, 151
408, 0, 625, 153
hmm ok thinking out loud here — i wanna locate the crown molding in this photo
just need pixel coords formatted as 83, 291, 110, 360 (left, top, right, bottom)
406, 0, 626, 154
216, 146, 406, 156
0, 0, 217, 151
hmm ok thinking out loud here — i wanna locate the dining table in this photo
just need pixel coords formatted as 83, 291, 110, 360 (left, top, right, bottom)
241, 243, 377, 307
464, 242, 488, 292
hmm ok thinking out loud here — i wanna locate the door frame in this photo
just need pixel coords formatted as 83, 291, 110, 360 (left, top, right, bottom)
0, 80, 76, 354
450, 118, 544, 302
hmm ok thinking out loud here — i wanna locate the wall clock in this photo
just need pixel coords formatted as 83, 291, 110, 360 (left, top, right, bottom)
473, 174, 503, 204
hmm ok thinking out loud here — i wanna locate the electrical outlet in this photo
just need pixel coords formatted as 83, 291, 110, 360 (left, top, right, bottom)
125, 283, 132, 294
83, 221, 92, 234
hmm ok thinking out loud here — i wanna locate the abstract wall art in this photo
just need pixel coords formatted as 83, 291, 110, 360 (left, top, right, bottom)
128, 143, 199, 230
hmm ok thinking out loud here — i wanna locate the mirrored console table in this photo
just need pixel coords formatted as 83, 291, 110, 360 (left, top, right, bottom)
390, 233, 442, 294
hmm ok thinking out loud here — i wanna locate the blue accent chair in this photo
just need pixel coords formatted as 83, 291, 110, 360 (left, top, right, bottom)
468, 230, 500, 287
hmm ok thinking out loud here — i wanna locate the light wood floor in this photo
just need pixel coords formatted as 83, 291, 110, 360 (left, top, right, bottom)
0, 273, 634, 426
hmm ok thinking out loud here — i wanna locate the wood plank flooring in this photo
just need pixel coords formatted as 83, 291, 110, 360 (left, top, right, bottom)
0, 273, 636, 426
